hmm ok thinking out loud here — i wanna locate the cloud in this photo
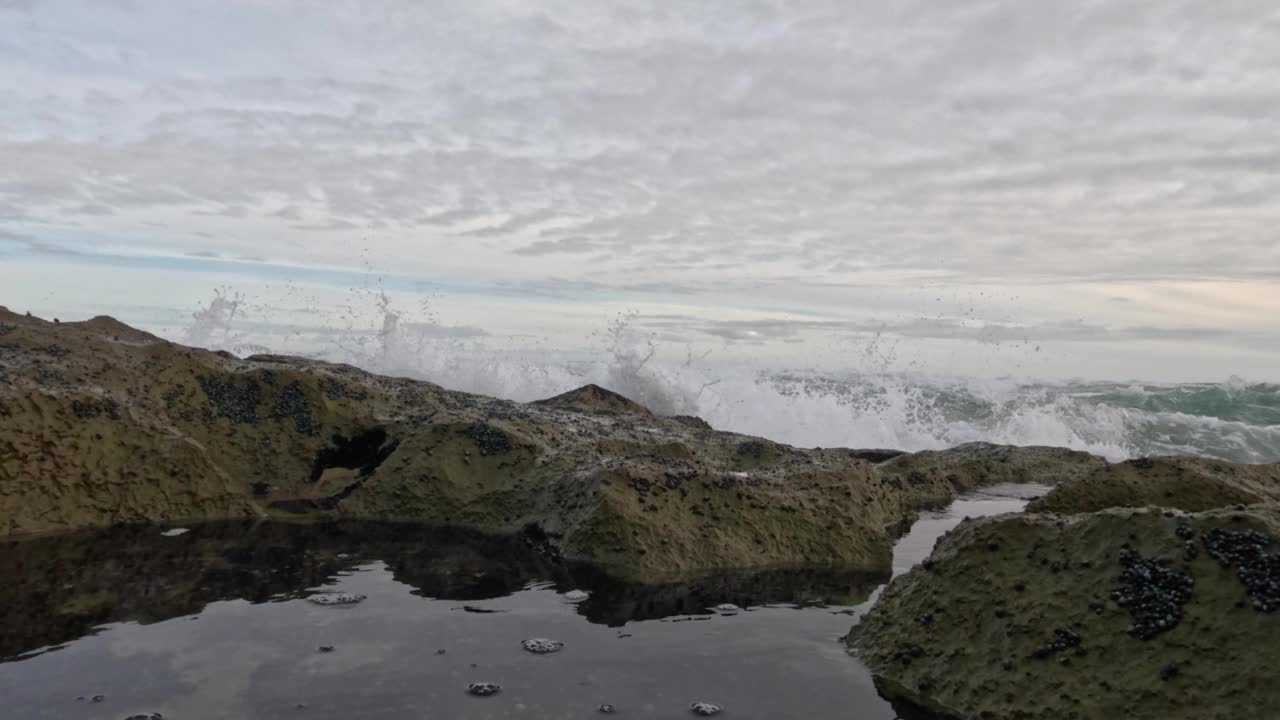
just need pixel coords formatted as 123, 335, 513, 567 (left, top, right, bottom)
511, 236, 605, 256
644, 315, 1279, 350
0, 0, 1277, 379
18, 238, 85, 256
2, 0, 1276, 291
401, 321, 489, 339
500, 277, 707, 298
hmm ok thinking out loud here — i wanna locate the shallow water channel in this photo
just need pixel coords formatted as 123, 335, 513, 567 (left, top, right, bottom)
0, 484, 1044, 719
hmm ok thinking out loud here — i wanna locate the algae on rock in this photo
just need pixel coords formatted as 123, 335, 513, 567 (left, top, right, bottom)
853, 457, 1280, 720
3, 307, 1251, 587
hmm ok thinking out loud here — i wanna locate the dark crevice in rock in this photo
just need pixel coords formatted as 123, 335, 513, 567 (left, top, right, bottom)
308, 428, 398, 482
521, 522, 564, 563
850, 449, 907, 463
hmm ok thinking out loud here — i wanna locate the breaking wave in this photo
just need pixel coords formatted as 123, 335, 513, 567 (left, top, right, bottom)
171, 290, 1280, 466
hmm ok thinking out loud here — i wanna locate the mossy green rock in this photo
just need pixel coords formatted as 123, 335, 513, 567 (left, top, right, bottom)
3, 307, 1254, 586
854, 462, 1280, 719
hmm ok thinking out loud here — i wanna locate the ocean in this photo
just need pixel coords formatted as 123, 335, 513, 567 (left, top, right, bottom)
165, 292, 1280, 466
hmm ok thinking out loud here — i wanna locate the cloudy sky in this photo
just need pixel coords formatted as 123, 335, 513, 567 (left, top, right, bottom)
1, 0, 1278, 380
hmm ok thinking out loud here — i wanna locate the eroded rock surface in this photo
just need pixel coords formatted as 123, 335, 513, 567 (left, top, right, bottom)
3, 308, 1261, 587
853, 460, 1280, 719
1027, 455, 1280, 514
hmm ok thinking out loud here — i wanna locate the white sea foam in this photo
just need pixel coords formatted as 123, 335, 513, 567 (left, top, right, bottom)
170, 290, 1279, 466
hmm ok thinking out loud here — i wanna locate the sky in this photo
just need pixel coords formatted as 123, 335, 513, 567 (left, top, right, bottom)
1, 0, 1278, 381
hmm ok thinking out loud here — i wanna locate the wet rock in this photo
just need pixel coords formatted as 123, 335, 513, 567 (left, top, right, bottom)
735, 440, 768, 459
670, 415, 712, 431
849, 449, 906, 463
318, 378, 368, 401
533, 384, 652, 416
317, 645, 335, 653
855, 508, 1280, 720
459, 605, 506, 614
123, 715, 164, 720
306, 592, 367, 606
14, 309, 1273, 590
597, 704, 617, 714
467, 682, 502, 697
521, 638, 564, 654
690, 701, 723, 716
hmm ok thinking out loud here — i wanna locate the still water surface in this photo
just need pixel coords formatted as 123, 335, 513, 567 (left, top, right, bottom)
0, 485, 1042, 719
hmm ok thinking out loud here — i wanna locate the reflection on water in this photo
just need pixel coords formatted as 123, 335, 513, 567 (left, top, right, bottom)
0, 486, 1038, 720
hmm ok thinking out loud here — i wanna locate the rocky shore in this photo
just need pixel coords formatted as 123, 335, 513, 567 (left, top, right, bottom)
852, 457, 1280, 719
0, 307, 1095, 583
5, 308, 1280, 716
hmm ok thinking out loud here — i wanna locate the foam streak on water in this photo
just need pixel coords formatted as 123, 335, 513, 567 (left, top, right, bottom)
172, 294, 1280, 466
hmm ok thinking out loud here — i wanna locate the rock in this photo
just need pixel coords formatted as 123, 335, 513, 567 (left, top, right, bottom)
849, 449, 906, 464
1028, 457, 1280, 514
690, 701, 723, 716
459, 605, 505, 614
467, 682, 501, 697
124, 715, 164, 720
521, 638, 564, 654
317, 645, 335, 653
853, 506, 1280, 719
532, 384, 653, 417
1, 310, 1273, 585
670, 415, 713, 431
306, 592, 366, 606
597, 704, 617, 714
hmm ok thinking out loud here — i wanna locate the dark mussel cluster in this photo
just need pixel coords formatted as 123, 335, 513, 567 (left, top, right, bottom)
1112, 547, 1194, 640
1203, 527, 1280, 613
1031, 627, 1083, 660
1176, 524, 1199, 561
